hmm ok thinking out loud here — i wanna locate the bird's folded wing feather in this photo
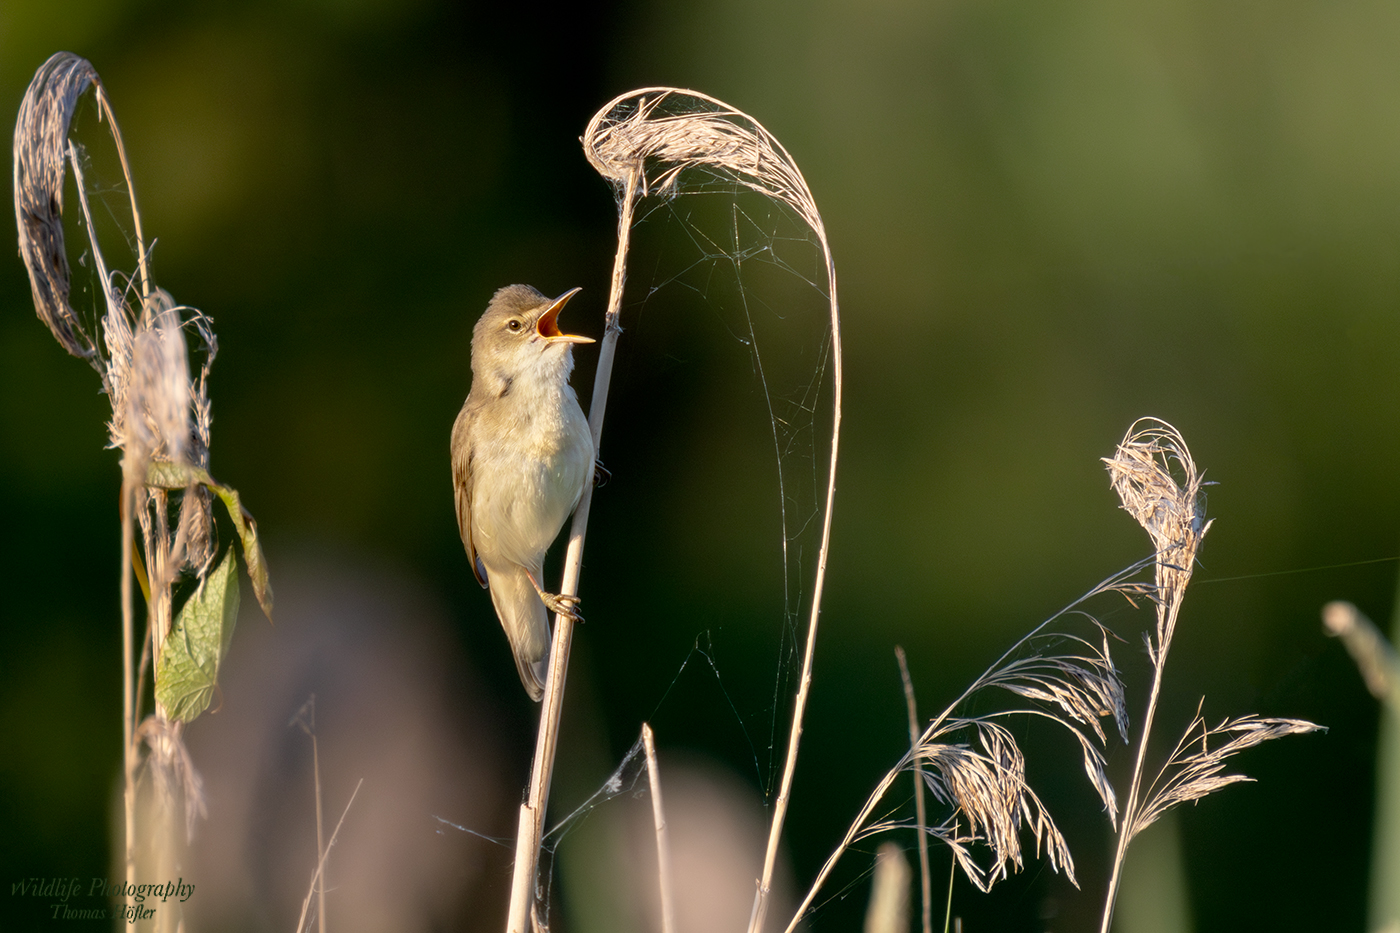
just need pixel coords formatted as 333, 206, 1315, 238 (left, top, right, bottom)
452, 409, 489, 589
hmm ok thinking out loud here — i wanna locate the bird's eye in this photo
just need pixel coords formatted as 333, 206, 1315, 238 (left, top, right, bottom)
506, 319, 523, 332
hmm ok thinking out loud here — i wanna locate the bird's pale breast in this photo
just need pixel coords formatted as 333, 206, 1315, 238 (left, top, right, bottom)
469, 381, 592, 570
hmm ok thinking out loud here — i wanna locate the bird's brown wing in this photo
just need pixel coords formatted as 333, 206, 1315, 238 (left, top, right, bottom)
451, 405, 489, 589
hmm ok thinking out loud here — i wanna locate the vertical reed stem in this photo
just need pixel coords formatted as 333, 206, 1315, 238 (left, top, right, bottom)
896, 647, 932, 933
504, 166, 640, 933
121, 479, 137, 900
1099, 596, 1182, 933
643, 723, 676, 933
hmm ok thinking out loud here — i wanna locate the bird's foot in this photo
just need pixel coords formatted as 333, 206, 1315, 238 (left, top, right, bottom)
540, 591, 583, 622
593, 460, 611, 487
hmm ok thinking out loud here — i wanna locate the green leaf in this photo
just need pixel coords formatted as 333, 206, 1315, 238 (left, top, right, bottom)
155, 547, 239, 723
205, 480, 273, 622
146, 460, 207, 490
146, 460, 273, 621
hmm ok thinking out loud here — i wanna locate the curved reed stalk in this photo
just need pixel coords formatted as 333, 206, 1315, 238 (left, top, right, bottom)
15, 50, 155, 896
503, 87, 843, 933
503, 162, 642, 933
14, 52, 271, 918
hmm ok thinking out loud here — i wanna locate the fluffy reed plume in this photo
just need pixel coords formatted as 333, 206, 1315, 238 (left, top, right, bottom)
786, 419, 1323, 933
1098, 419, 1322, 933
502, 87, 842, 933
1130, 700, 1322, 834
583, 88, 828, 239
14, 50, 271, 899
1103, 418, 1210, 665
785, 608, 1131, 933
13, 53, 135, 367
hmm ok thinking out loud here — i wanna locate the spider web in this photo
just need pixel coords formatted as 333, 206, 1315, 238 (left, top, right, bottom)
616, 176, 835, 796
63, 90, 153, 352
537, 164, 834, 930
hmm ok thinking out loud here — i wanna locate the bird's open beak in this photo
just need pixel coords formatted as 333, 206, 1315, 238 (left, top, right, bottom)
536, 287, 594, 344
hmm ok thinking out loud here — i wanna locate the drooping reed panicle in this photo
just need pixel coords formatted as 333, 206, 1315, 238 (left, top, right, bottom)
13, 51, 272, 917
1098, 418, 1322, 933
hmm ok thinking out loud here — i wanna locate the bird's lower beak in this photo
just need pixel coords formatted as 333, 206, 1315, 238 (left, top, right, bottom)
536, 287, 594, 344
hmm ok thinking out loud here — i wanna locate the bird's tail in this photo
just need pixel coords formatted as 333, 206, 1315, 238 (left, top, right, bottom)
487, 564, 550, 701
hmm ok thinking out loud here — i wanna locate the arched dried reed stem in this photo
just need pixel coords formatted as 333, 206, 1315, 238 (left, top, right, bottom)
590, 89, 841, 933
14, 52, 268, 906
14, 52, 150, 370
15, 50, 156, 893
504, 87, 843, 933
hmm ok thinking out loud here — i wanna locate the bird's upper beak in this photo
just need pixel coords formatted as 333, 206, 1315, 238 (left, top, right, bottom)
536, 287, 594, 344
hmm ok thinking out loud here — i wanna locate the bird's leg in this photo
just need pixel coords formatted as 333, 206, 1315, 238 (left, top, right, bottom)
526, 569, 583, 622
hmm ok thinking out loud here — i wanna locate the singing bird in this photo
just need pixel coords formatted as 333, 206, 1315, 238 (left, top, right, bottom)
452, 285, 595, 701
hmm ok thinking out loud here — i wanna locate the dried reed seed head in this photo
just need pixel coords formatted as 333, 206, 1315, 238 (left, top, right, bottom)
13, 52, 103, 362
1131, 708, 1324, 837
979, 644, 1125, 824
138, 714, 207, 843
179, 483, 216, 577
917, 721, 1077, 890
124, 292, 193, 471
1103, 418, 1208, 558
993, 649, 1128, 744
920, 745, 1020, 871
583, 88, 823, 235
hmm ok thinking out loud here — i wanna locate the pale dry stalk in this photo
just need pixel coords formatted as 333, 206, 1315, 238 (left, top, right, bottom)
15, 55, 249, 925
642, 723, 677, 933
295, 779, 363, 933
896, 647, 933, 933
505, 87, 844, 933
503, 163, 641, 933
292, 698, 328, 933
1323, 600, 1400, 706
15, 52, 154, 899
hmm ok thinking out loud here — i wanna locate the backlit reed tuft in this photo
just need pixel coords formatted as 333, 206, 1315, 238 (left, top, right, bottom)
1098, 419, 1323, 933
14, 52, 270, 903
1103, 417, 1209, 660
784, 588, 1136, 931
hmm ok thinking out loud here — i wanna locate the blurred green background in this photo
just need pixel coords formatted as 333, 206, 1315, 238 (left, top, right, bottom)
2, 0, 1395, 930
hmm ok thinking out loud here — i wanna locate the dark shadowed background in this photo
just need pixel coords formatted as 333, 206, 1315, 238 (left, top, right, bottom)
2, 2, 1395, 931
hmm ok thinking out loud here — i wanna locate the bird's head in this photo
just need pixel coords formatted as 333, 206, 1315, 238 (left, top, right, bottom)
471, 284, 594, 385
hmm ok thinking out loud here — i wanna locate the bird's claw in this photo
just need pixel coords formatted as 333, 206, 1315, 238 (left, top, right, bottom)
541, 591, 583, 622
